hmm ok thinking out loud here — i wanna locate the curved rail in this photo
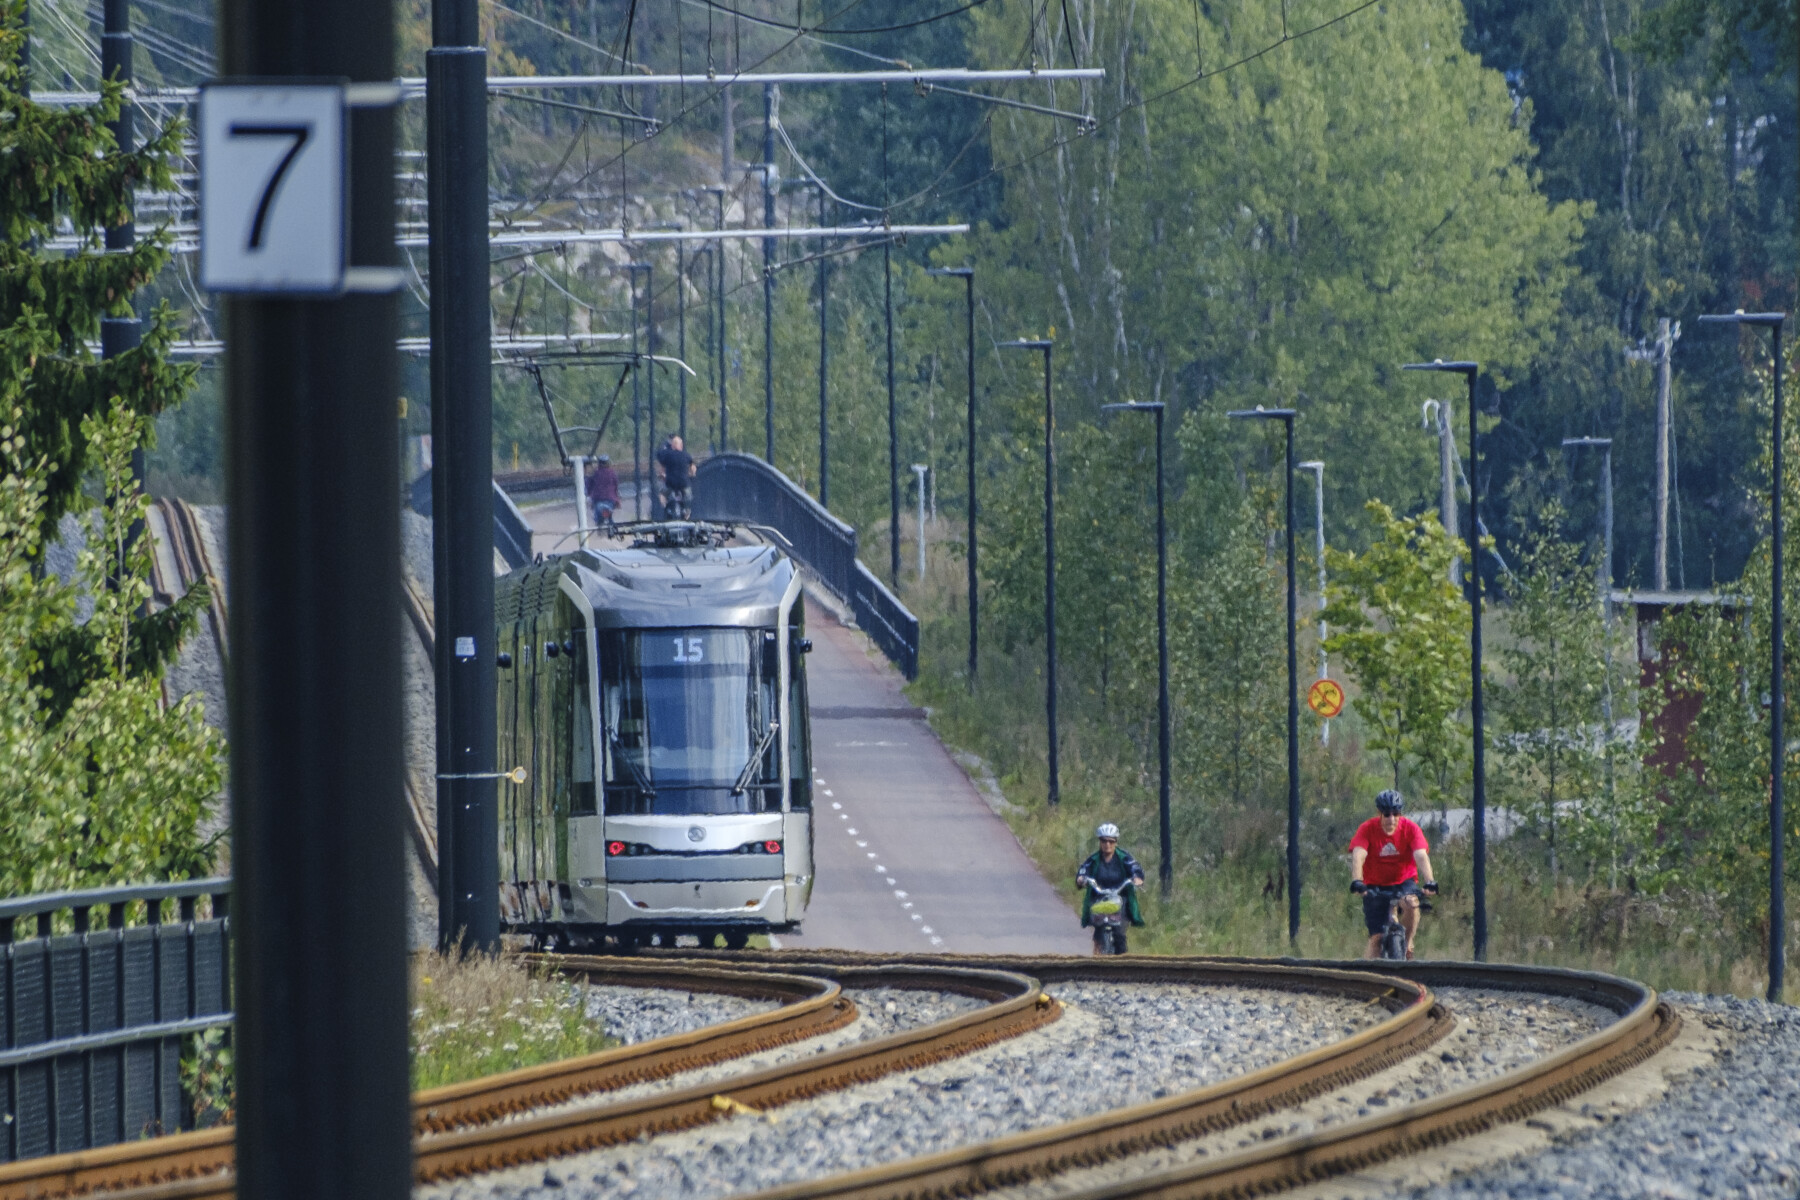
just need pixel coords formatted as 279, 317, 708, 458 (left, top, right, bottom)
725, 954, 1678, 1200
0, 961, 853, 1200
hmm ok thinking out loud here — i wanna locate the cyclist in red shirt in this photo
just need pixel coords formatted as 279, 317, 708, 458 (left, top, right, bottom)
1348, 789, 1438, 959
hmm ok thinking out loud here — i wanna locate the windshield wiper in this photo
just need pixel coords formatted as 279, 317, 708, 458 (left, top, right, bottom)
609, 733, 656, 800
731, 722, 780, 796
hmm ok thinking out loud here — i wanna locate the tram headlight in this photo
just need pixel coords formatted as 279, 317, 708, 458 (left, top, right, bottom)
763, 840, 782, 854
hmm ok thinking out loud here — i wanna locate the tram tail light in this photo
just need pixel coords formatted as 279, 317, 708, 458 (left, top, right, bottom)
764, 840, 782, 854
606, 841, 625, 856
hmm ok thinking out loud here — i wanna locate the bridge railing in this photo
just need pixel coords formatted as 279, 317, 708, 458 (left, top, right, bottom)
694, 454, 918, 679
0, 878, 233, 1162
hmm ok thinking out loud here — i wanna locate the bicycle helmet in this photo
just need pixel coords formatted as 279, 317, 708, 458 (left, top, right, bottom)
1095, 823, 1120, 841
1375, 789, 1405, 816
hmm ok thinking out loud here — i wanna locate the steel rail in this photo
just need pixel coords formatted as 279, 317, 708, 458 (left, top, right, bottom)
0, 961, 853, 1200
0, 961, 1051, 1200
708, 954, 1678, 1200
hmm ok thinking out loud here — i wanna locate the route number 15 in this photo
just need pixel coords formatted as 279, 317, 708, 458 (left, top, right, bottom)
671, 638, 706, 664
200, 84, 345, 294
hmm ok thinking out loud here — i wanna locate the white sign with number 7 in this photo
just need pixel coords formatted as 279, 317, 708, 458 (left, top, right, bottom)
199, 84, 345, 294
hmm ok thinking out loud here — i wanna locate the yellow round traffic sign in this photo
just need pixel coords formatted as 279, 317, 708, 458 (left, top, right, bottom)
1307, 678, 1345, 718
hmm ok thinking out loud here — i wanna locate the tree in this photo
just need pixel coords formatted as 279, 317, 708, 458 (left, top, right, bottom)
0, 4, 223, 892
1322, 502, 1471, 810
1491, 504, 1613, 882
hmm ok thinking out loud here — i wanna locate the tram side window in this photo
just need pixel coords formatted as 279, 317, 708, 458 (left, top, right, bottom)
787, 650, 811, 810
569, 628, 597, 816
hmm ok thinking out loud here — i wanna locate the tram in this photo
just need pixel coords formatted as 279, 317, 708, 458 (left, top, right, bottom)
492, 523, 814, 948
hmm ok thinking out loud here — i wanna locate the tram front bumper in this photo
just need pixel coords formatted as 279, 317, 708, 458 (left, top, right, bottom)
603, 879, 796, 926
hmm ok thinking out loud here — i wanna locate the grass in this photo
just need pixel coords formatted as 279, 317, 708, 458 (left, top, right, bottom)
409, 949, 616, 1091
893, 524, 1796, 1003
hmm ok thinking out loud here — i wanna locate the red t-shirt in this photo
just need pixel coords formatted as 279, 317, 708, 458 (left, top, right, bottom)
1349, 817, 1427, 887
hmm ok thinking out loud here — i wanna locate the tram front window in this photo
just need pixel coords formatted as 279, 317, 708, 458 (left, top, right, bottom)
600, 628, 780, 815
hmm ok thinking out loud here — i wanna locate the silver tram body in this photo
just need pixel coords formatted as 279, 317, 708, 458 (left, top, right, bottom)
493, 527, 814, 947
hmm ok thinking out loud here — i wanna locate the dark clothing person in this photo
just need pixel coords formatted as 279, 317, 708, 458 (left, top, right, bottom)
655, 444, 694, 494
587, 462, 621, 506
1076, 848, 1146, 929
587, 462, 620, 526
1360, 878, 1421, 935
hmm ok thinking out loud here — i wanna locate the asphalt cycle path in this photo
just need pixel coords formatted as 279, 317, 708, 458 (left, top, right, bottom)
784, 597, 1090, 956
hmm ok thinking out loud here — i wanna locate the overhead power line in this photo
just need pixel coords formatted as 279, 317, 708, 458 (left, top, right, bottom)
693, 0, 997, 36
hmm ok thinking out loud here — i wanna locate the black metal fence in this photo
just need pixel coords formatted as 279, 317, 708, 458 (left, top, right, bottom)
0, 878, 233, 1162
694, 454, 918, 679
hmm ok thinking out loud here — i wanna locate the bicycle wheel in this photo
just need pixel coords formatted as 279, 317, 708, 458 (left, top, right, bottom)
1380, 921, 1407, 961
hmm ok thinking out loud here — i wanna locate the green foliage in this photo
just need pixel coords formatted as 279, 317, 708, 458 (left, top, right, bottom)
181, 1028, 235, 1129
1322, 502, 1470, 804
1491, 505, 1645, 883
1653, 345, 1800, 952
410, 950, 615, 1092
0, 4, 223, 896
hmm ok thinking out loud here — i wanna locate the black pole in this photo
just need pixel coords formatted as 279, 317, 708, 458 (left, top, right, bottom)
427, 0, 497, 953
1467, 367, 1487, 961
629, 267, 642, 519
817, 186, 829, 507
965, 275, 977, 686
220, 2, 409, 1197
676, 240, 688, 441
100, 0, 140, 361
762, 83, 775, 465
715, 189, 729, 451
1772, 320, 1787, 1002
1043, 347, 1058, 807
1155, 408, 1171, 899
885, 239, 900, 586
1284, 414, 1300, 942
646, 261, 656, 483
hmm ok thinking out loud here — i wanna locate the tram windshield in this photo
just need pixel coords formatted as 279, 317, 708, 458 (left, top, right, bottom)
599, 628, 781, 815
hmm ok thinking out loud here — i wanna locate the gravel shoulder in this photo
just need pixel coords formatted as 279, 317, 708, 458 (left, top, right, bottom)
420, 982, 1389, 1200
986, 987, 1616, 1200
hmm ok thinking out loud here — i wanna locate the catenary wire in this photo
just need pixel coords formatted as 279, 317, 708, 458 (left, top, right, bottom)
695, 0, 996, 35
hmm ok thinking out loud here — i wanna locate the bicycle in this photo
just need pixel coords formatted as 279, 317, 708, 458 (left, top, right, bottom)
1362, 882, 1436, 961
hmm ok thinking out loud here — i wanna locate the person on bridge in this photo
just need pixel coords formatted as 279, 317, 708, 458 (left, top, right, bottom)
1348, 789, 1438, 959
656, 435, 695, 518
587, 455, 621, 532
1075, 824, 1145, 954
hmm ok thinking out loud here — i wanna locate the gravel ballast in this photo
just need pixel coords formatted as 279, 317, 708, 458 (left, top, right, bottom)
582, 986, 783, 1046
422, 981, 1389, 1200
1409, 992, 1800, 1200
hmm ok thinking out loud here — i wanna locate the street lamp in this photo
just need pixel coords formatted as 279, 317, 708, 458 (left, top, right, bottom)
1403, 358, 1485, 960
927, 266, 978, 686
1103, 401, 1171, 900
1298, 461, 1328, 747
1696, 309, 1788, 1003
1001, 338, 1059, 806
1228, 406, 1301, 943
816, 184, 831, 508
625, 262, 652, 520
1563, 436, 1619, 889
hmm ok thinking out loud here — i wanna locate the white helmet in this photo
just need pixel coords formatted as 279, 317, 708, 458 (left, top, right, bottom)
1096, 823, 1120, 840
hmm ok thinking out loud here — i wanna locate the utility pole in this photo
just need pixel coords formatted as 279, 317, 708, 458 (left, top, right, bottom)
217, 0, 409, 1193
676, 237, 687, 439
100, 0, 139, 367
428, 0, 497, 953
817, 185, 830, 508
913, 464, 929, 578
1653, 318, 1680, 590
762, 84, 776, 465
708, 187, 729, 452
1001, 340, 1056, 805
626, 262, 650, 518
1299, 461, 1327, 746
1424, 399, 1459, 581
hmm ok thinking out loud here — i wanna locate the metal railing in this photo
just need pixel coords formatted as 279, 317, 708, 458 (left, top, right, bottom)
0, 878, 233, 1162
693, 454, 918, 679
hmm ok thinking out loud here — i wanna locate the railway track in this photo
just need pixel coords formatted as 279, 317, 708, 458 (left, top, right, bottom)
0, 956, 1677, 1200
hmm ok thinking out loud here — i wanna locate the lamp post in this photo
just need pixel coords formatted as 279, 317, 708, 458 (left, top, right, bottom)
816, 185, 831, 507
1298, 461, 1328, 746
912, 464, 930, 578
1103, 402, 1171, 899
625, 262, 651, 520
1403, 359, 1485, 960
927, 266, 978, 686
1228, 407, 1301, 942
1697, 309, 1788, 1003
1002, 339, 1058, 806
1562, 436, 1619, 888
